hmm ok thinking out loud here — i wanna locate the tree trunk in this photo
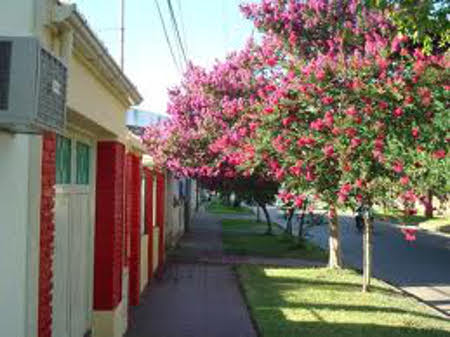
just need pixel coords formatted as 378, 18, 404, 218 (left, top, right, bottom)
362, 213, 373, 292
256, 206, 261, 223
425, 190, 433, 218
328, 205, 343, 269
298, 200, 308, 239
222, 192, 231, 206
233, 195, 242, 208
285, 208, 294, 236
195, 183, 199, 211
259, 202, 272, 235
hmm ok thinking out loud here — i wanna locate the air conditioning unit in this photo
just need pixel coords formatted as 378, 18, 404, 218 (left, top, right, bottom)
0, 36, 67, 134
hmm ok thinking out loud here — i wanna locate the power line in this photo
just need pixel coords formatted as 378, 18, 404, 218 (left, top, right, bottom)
166, 0, 188, 65
165, 0, 185, 72
175, 0, 188, 56
154, 0, 182, 74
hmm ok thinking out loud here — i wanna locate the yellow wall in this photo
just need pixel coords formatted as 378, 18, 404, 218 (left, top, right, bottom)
67, 55, 129, 138
140, 235, 148, 293
153, 228, 159, 273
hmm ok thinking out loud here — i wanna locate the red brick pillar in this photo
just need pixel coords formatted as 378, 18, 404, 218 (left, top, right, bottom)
127, 153, 141, 306
94, 141, 125, 311
39, 132, 56, 337
144, 168, 154, 279
156, 172, 166, 272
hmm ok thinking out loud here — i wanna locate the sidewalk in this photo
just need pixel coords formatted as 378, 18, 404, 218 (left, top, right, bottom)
125, 211, 257, 337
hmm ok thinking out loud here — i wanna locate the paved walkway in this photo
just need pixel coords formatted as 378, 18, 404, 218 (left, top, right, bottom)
125, 211, 257, 337
266, 206, 450, 317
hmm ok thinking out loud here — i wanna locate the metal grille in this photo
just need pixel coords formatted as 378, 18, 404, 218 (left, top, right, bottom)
0, 41, 12, 110
37, 48, 67, 130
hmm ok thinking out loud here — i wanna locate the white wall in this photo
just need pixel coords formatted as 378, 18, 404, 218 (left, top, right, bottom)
0, 133, 41, 337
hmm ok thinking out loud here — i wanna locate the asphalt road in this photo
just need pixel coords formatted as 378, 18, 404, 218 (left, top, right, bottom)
267, 206, 450, 317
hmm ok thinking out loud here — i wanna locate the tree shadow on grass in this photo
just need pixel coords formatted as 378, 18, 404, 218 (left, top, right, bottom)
240, 267, 450, 337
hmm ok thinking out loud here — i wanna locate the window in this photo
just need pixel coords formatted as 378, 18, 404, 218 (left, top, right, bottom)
56, 136, 91, 185
76, 142, 90, 185
56, 135, 71, 184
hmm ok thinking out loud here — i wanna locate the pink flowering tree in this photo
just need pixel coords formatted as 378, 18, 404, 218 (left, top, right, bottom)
241, 0, 450, 290
143, 40, 282, 234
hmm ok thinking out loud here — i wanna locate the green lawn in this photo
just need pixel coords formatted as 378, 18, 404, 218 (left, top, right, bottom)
207, 200, 253, 214
238, 266, 450, 337
375, 209, 450, 234
222, 218, 327, 261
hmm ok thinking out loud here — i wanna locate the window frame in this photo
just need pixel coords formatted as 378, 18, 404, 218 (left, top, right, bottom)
54, 132, 94, 192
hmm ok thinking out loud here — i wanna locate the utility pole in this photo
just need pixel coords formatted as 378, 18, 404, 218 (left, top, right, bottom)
120, 0, 125, 70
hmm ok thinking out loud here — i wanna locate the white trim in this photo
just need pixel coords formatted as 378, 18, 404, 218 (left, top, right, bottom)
25, 135, 42, 337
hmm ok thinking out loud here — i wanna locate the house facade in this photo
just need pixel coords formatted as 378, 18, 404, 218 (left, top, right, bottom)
0, 1, 195, 337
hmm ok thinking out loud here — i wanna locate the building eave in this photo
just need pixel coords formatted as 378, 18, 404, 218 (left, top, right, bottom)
66, 9, 143, 107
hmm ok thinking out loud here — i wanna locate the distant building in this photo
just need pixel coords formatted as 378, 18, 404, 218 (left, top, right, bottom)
126, 108, 168, 135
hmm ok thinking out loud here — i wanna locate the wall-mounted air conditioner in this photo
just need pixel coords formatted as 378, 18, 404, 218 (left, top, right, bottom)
0, 36, 67, 134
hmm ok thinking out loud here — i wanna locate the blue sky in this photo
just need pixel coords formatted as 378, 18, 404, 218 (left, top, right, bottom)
74, 0, 254, 113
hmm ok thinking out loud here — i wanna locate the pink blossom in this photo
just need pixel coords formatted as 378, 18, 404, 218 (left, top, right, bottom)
393, 161, 404, 173
310, 118, 325, 131
323, 144, 334, 157
267, 58, 277, 67
297, 137, 316, 147
393, 107, 404, 118
345, 127, 357, 138
346, 106, 358, 117
340, 183, 352, 194
355, 179, 364, 188
294, 195, 306, 208
351, 138, 362, 148
402, 190, 417, 203
400, 176, 410, 185
264, 106, 274, 114
378, 101, 389, 110
321, 96, 334, 105
433, 149, 446, 159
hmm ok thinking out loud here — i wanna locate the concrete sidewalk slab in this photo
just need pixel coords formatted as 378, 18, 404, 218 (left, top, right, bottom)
126, 263, 256, 337
125, 211, 257, 337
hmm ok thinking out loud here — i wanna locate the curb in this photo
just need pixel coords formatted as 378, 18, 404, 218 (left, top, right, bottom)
349, 266, 449, 319
233, 266, 263, 337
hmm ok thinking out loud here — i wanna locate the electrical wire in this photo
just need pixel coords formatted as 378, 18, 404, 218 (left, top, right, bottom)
166, 0, 188, 65
154, 0, 182, 74
175, 0, 189, 56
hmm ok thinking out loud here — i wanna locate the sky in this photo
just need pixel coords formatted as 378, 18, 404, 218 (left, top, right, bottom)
74, 0, 254, 114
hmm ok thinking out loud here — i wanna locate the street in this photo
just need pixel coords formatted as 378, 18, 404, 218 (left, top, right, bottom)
267, 206, 450, 316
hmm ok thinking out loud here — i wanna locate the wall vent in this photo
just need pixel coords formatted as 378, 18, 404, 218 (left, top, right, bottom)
0, 41, 12, 110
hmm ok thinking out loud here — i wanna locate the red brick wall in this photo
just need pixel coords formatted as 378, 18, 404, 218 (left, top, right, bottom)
144, 168, 154, 279
127, 153, 141, 306
94, 141, 125, 310
39, 132, 56, 337
156, 172, 166, 270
